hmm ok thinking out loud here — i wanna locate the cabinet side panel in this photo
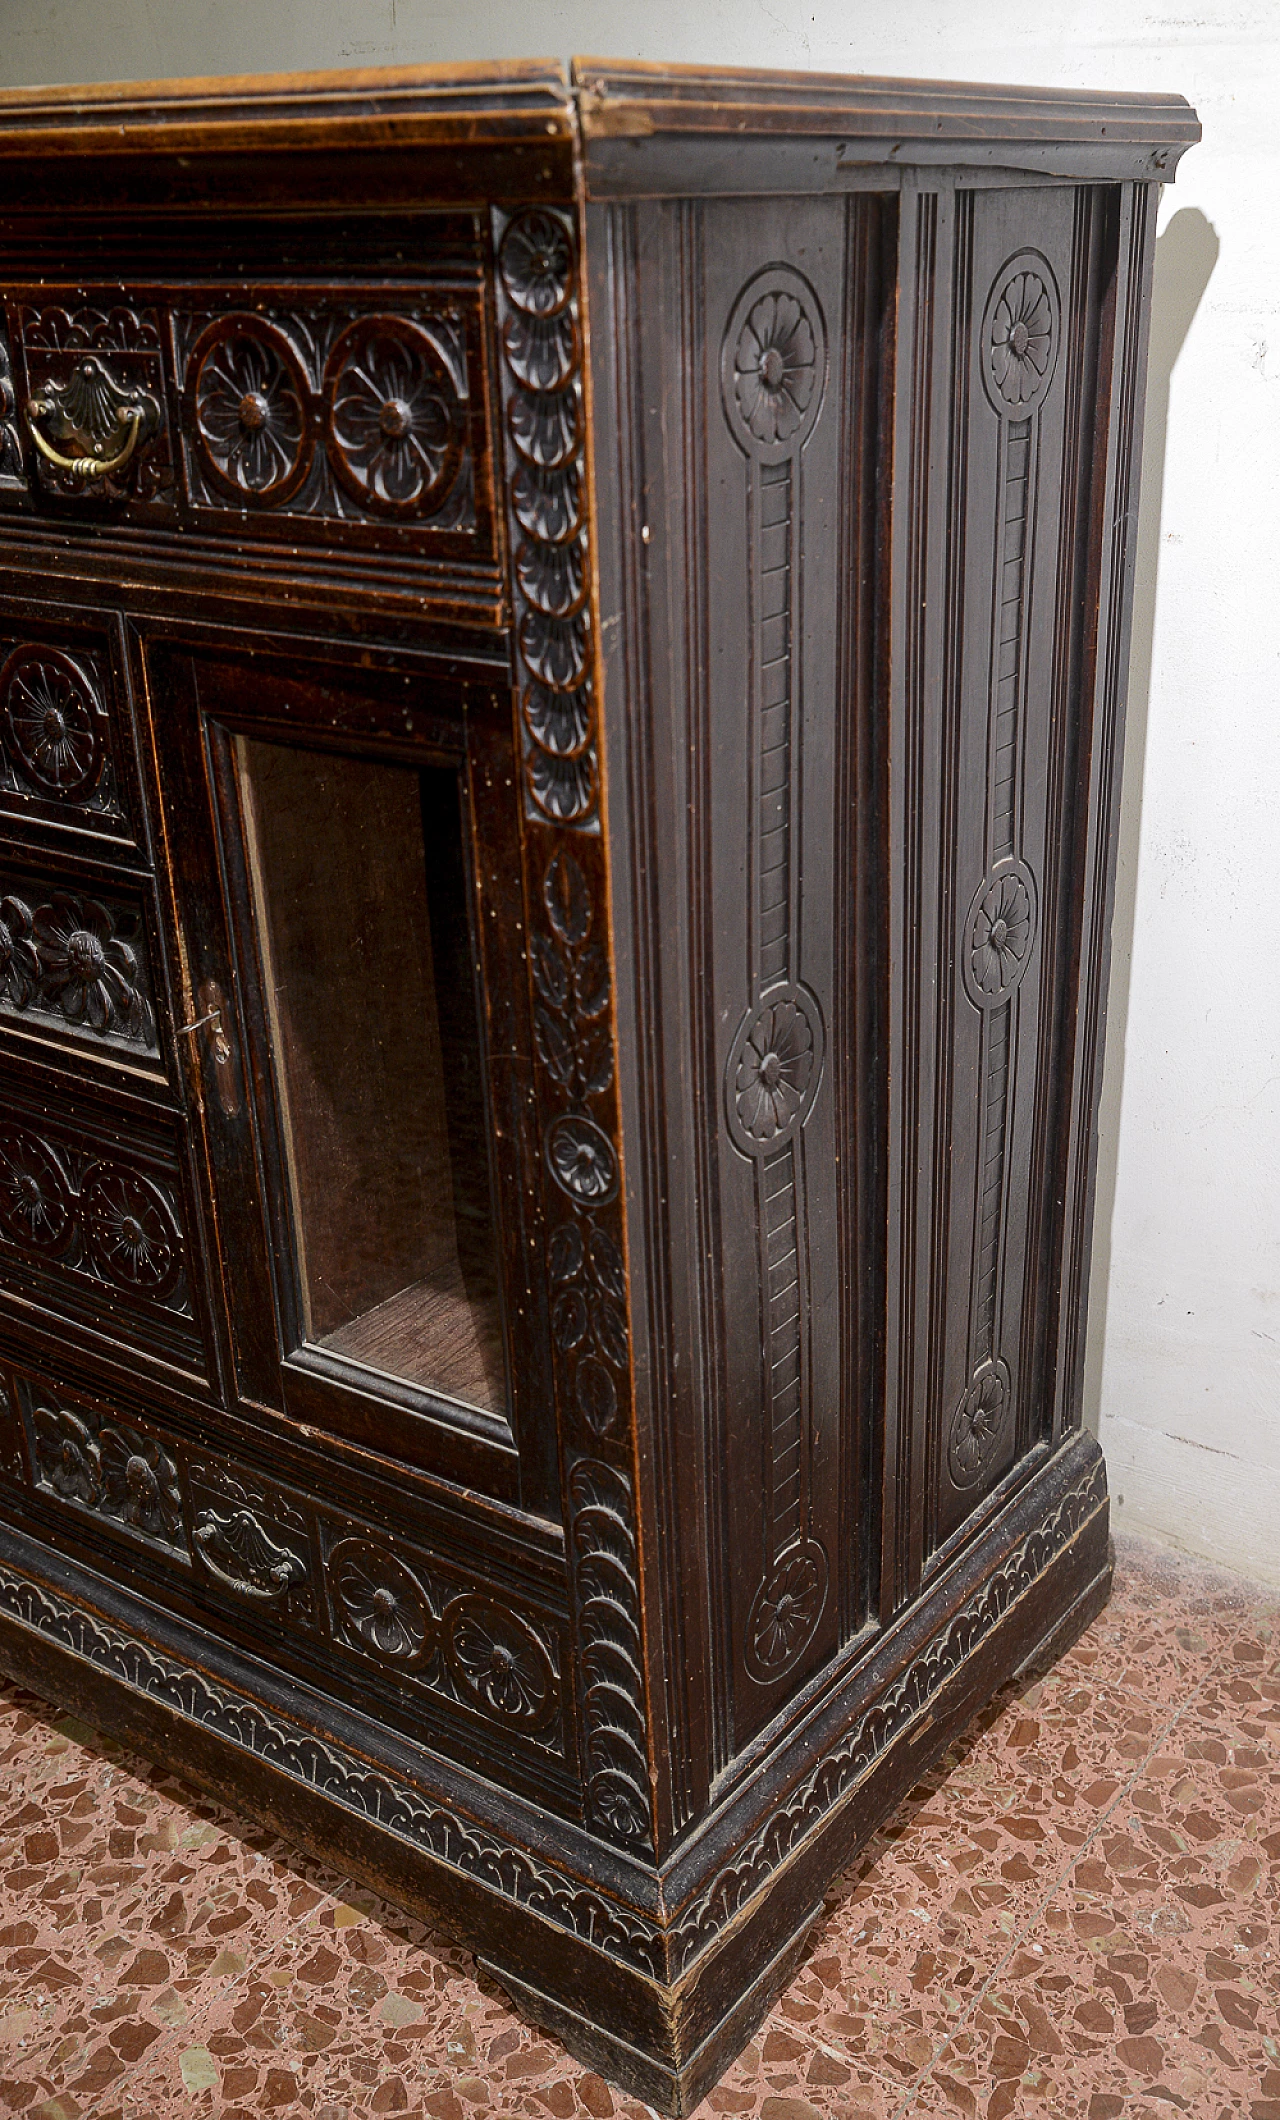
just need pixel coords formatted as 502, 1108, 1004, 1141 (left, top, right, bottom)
886, 181, 1136, 1593
590, 191, 890, 1829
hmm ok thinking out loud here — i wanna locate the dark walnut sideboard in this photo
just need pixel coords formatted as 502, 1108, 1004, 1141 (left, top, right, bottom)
0, 59, 1197, 2110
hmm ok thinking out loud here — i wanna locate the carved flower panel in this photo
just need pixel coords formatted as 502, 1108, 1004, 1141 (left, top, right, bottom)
0, 881, 157, 1054
0, 643, 130, 832
175, 297, 484, 542
0, 1120, 191, 1318
22, 1386, 189, 1559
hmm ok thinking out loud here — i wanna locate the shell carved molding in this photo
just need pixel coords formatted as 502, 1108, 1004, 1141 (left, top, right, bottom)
494, 207, 598, 828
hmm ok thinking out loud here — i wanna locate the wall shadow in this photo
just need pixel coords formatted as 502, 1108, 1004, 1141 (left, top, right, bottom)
1081, 205, 1219, 1440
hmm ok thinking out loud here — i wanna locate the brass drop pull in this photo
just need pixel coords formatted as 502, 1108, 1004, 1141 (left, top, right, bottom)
27, 397, 144, 479
22, 354, 159, 483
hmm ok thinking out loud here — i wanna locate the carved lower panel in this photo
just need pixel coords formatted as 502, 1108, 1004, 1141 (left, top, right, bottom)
0, 640, 126, 829
1, 1363, 568, 1759
0, 1438, 1106, 1985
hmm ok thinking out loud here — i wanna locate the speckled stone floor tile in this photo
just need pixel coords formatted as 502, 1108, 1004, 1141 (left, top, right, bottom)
0, 1531, 1278, 2120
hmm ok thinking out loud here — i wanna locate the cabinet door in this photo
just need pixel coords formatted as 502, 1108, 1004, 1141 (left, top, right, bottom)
146, 640, 556, 1513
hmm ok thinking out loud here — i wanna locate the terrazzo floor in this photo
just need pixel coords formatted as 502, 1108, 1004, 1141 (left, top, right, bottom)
0, 1532, 1277, 2120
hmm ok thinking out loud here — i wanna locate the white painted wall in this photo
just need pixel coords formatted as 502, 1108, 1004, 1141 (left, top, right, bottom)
2, 2, 1275, 1582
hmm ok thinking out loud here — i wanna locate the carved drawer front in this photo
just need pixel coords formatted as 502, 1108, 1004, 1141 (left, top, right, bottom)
0, 286, 495, 566
0, 862, 169, 1087
0, 1078, 208, 1381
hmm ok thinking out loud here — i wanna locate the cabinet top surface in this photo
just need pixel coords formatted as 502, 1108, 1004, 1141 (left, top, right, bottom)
0, 56, 1199, 173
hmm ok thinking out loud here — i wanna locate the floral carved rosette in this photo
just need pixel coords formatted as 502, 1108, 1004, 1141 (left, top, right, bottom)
725, 982, 825, 1157
962, 858, 1038, 1010
443, 1595, 558, 1735
0, 646, 107, 805
324, 317, 463, 517
0, 1127, 72, 1254
721, 265, 827, 465
744, 1539, 828, 1684
329, 1538, 434, 1665
188, 315, 313, 505
79, 1162, 183, 1301
981, 253, 1060, 419
948, 1360, 1011, 1491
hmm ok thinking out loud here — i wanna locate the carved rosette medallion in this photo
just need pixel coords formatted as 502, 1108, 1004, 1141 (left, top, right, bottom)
982, 259, 1060, 417
721, 265, 831, 1686
963, 858, 1038, 1010
443, 1595, 558, 1734
0, 1121, 188, 1316
80, 1164, 182, 1300
493, 207, 597, 827
722, 271, 827, 463
323, 317, 464, 517
725, 982, 825, 1156
188, 315, 313, 505
744, 1538, 829, 1685
329, 1538, 434, 1664
0, 646, 106, 804
0, 1127, 72, 1253
948, 1359, 1011, 1490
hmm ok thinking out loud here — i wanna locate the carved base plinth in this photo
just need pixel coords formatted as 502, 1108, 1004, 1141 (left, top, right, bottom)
0, 1431, 1108, 2113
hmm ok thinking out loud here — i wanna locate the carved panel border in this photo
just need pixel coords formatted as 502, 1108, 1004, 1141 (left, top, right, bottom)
495, 201, 653, 1852
492, 208, 598, 831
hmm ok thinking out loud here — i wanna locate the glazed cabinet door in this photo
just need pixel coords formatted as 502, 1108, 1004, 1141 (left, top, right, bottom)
145, 639, 557, 1514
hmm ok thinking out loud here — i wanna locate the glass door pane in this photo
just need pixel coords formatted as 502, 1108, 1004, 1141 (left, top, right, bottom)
236, 735, 505, 1413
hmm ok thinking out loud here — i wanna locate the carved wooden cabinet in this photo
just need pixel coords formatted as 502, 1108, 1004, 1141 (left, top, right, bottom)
0, 60, 1197, 2111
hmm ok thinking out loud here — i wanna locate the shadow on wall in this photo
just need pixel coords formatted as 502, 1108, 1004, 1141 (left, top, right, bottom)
1081, 205, 1219, 1440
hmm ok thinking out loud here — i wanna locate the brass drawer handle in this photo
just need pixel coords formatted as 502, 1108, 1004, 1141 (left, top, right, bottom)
22, 354, 159, 485
26, 396, 144, 479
